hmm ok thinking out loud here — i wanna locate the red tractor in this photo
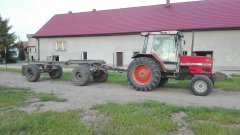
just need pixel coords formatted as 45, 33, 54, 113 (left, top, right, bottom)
127, 31, 214, 96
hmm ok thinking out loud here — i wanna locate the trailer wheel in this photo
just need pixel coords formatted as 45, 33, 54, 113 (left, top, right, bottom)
48, 65, 63, 79
21, 65, 27, 76
190, 75, 213, 96
92, 70, 108, 82
158, 78, 168, 87
25, 64, 40, 82
72, 66, 90, 86
127, 57, 160, 91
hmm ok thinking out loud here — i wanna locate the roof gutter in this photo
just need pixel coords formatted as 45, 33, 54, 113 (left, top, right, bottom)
166, 0, 170, 7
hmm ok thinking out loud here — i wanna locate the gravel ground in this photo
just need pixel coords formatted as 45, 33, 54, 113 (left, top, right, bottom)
1, 72, 240, 111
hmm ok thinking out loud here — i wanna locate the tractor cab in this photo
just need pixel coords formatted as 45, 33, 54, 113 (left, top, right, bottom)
141, 31, 183, 73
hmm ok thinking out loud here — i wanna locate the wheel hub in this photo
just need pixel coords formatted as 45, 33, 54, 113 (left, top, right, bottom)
75, 72, 83, 80
132, 64, 152, 85
194, 80, 207, 93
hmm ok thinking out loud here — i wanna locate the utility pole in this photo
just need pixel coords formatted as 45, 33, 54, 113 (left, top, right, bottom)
5, 47, 7, 69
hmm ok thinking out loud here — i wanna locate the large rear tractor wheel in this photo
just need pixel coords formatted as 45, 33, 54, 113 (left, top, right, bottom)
190, 75, 213, 96
25, 64, 41, 82
92, 70, 108, 82
127, 57, 161, 91
158, 78, 168, 87
48, 65, 63, 79
72, 66, 90, 86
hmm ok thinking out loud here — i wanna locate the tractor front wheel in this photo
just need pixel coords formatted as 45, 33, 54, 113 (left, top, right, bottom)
127, 57, 161, 91
190, 75, 213, 96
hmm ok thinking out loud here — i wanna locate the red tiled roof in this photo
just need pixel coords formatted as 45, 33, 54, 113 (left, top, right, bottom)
34, 0, 240, 37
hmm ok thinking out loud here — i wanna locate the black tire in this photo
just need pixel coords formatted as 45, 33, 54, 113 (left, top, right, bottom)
158, 78, 168, 87
21, 65, 27, 76
190, 75, 213, 96
72, 66, 90, 86
92, 70, 108, 82
48, 65, 63, 79
127, 57, 161, 91
25, 64, 41, 82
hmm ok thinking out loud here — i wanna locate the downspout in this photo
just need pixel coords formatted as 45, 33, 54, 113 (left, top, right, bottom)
36, 38, 40, 61
191, 31, 195, 56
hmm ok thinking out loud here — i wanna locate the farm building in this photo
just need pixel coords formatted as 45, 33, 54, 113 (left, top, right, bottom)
28, 0, 240, 71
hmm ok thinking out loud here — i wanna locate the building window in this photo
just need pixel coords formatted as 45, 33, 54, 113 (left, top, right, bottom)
116, 52, 123, 67
55, 41, 67, 51
53, 55, 60, 61
27, 47, 36, 53
83, 52, 87, 60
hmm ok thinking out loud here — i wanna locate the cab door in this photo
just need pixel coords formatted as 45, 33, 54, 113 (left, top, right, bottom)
151, 35, 178, 71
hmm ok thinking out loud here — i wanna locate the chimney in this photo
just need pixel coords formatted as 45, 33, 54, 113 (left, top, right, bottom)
92, 9, 96, 12
166, 0, 170, 7
68, 11, 72, 14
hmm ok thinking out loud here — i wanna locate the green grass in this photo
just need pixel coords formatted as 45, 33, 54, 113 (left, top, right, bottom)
106, 72, 128, 84
95, 101, 240, 135
0, 110, 92, 135
0, 86, 30, 109
59, 72, 72, 81
215, 77, 240, 91
1, 87, 240, 135
187, 107, 240, 135
95, 101, 180, 135
191, 123, 240, 135
0, 86, 66, 109
0, 68, 21, 73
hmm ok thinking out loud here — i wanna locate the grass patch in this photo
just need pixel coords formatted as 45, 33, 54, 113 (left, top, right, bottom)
106, 72, 127, 84
0, 86, 66, 109
187, 107, 240, 135
0, 86, 30, 109
59, 72, 72, 81
36, 93, 66, 102
95, 101, 240, 135
0, 110, 92, 135
187, 107, 240, 124
191, 123, 240, 135
0, 68, 21, 73
95, 101, 181, 135
215, 77, 240, 91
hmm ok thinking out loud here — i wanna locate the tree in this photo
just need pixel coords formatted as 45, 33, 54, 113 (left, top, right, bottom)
18, 41, 26, 61
0, 15, 17, 63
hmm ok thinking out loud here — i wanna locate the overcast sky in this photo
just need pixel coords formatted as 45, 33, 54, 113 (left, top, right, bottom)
1, 0, 199, 41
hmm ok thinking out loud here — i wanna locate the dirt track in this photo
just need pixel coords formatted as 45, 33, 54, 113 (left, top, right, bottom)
0, 72, 240, 111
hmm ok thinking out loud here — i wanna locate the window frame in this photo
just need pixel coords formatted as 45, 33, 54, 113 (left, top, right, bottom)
55, 41, 67, 51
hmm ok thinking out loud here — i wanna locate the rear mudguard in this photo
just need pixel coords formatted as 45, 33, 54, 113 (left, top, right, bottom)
132, 53, 167, 73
